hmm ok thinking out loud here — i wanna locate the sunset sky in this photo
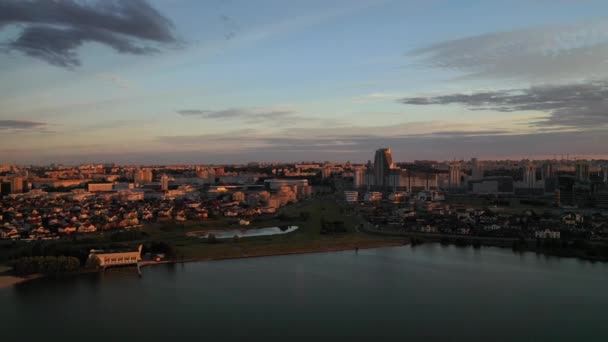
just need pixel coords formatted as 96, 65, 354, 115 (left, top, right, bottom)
1, 0, 608, 165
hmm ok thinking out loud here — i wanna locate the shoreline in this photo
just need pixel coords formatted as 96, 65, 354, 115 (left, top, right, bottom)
0, 240, 404, 289
3, 235, 605, 289
0, 274, 43, 289
363, 229, 608, 262
139, 240, 405, 268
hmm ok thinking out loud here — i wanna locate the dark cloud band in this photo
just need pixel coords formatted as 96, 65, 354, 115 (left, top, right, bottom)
0, 120, 46, 130
399, 81, 608, 128
0, 0, 176, 67
154, 127, 608, 162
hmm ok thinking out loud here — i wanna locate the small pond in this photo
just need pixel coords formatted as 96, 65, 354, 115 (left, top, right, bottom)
199, 225, 299, 239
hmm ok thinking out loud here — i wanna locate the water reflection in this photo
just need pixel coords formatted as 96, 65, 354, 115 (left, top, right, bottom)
3, 244, 608, 341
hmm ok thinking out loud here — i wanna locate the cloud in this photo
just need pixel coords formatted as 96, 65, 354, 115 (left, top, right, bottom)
0, 0, 176, 67
4, 122, 605, 164
177, 107, 349, 129
349, 92, 403, 104
0, 119, 46, 130
153, 126, 608, 162
176, 107, 306, 126
410, 19, 608, 81
399, 80, 608, 129
158, 129, 258, 144
177, 108, 293, 120
428, 130, 510, 137
95, 73, 133, 89
176, 109, 207, 116
220, 14, 239, 41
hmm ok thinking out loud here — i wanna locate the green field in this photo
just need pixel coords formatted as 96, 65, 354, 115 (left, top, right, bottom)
145, 196, 399, 260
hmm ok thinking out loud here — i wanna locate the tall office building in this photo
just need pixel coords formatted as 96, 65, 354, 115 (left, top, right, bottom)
353, 167, 365, 189
576, 162, 590, 182
596, 189, 608, 209
364, 161, 375, 190
387, 168, 403, 191
558, 176, 575, 206
542, 162, 558, 193
448, 163, 461, 189
542, 163, 555, 180
214, 167, 225, 177
523, 163, 536, 188
160, 174, 169, 191
602, 165, 608, 183
135, 168, 153, 184
321, 166, 332, 179
471, 158, 483, 180
134, 170, 143, 184
373, 148, 393, 188
10, 177, 23, 194
573, 183, 592, 207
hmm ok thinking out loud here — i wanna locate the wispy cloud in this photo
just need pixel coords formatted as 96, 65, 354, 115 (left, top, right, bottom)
4, 122, 605, 164
95, 73, 133, 89
410, 18, 608, 81
0, 0, 177, 68
427, 130, 511, 137
219, 14, 239, 41
154, 126, 608, 161
177, 108, 292, 120
0, 119, 46, 130
176, 107, 319, 127
350, 92, 403, 104
157, 129, 266, 151
399, 80, 608, 129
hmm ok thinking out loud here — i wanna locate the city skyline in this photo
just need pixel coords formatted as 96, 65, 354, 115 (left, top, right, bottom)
2, 0, 608, 164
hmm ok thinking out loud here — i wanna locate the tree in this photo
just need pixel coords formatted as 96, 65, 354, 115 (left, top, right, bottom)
333, 220, 346, 232
207, 233, 218, 244
148, 241, 177, 259
277, 213, 290, 221
299, 211, 311, 221
12, 256, 81, 276
65, 257, 80, 271
86, 255, 101, 269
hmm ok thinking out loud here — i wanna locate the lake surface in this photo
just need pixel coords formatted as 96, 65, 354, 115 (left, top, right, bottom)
200, 225, 299, 239
2, 244, 608, 342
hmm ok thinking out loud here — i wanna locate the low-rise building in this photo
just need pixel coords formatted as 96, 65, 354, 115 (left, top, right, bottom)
88, 245, 143, 267
344, 191, 359, 203
535, 229, 561, 239
364, 192, 382, 203
87, 183, 114, 192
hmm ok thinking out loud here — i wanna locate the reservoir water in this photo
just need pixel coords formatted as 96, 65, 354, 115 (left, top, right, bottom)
197, 225, 299, 239
2, 244, 608, 341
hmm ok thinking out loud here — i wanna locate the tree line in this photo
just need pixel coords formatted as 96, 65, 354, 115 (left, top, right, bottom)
12, 256, 81, 276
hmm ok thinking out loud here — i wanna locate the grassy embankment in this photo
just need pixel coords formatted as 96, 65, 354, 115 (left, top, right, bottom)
145, 197, 403, 260
0, 197, 403, 286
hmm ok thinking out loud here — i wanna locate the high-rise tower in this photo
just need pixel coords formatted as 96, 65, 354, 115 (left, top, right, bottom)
471, 158, 483, 180
353, 167, 365, 189
160, 174, 169, 191
373, 148, 393, 188
542, 162, 555, 180
449, 163, 461, 189
523, 163, 536, 188
10, 177, 23, 194
576, 162, 590, 182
